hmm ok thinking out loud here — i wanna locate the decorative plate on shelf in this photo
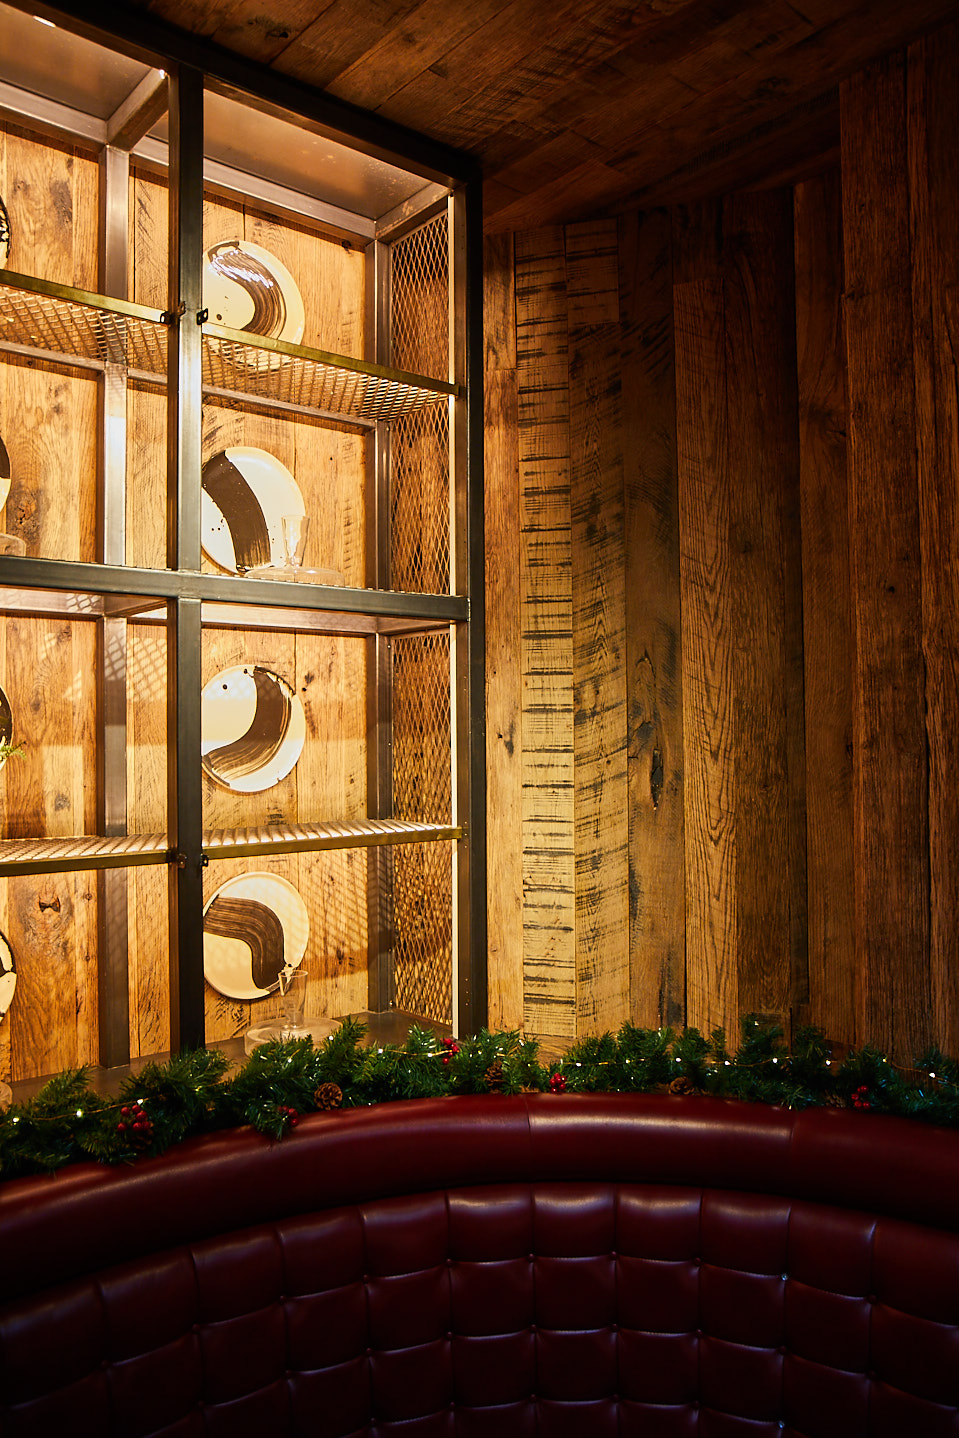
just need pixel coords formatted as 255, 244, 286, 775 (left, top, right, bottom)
202, 239, 304, 346
201, 664, 305, 792
0, 930, 16, 1025
201, 446, 306, 575
203, 872, 308, 1001
0, 196, 10, 270
0, 684, 13, 772
0, 430, 11, 512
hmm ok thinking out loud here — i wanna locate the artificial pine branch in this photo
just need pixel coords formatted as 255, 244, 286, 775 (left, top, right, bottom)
4, 1018, 959, 1182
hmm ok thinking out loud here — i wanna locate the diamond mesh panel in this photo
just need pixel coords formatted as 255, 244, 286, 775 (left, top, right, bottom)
390, 214, 449, 382
203, 330, 446, 423
390, 214, 451, 593
390, 632, 452, 1023
0, 280, 167, 372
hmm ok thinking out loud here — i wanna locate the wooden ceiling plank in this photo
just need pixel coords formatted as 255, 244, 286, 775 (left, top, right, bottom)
143, 0, 329, 61
483, 159, 627, 233
267, 0, 425, 91
325, 0, 515, 112
375, 0, 705, 148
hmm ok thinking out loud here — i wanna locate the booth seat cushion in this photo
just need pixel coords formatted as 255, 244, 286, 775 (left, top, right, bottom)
1, 1096, 958, 1438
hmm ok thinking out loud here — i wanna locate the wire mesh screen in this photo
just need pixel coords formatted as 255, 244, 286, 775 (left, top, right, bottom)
390, 632, 453, 1024
389, 213, 451, 593
0, 280, 167, 372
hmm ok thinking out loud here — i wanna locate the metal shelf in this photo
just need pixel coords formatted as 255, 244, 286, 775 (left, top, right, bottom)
0, 270, 168, 371
202, 818, 461, 860
0, 818, 460, 875
201, 322, 456, 424
0, 834, 170, 876
0, 272, 457, 428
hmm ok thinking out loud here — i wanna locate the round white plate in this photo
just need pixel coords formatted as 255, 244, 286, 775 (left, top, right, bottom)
0, 684, 13, 773
0, 196, 10, 271
201, 664, 305, 792
202, 239, 304, 346
0, 930, 16, 1024
201, 446, 305, 575
203, 872, 308, 1001
0, 432, 11, 512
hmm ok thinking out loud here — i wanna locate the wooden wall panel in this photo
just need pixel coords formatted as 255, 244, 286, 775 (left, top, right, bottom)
675, 272, 736, 1037
515, 226, 576, 1037
0, 126, 99, 565
484, 231, 524, 1030
566, 218, 629, 1034
619, 210, 685, 1029
722, 190, 805, 1028
0, 617, 99, 1080
908, 22, 959, 1054
794, 169, 855, 1046
0, 121, 98, 289
482, 18, 959, 1060
842, 57, 930, 1060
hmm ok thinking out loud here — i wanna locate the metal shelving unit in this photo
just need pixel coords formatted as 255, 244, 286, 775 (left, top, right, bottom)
0, 0, 486, 1079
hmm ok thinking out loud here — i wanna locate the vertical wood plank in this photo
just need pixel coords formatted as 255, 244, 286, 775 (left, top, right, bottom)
484, 232, 524, 1031
908, 22, 959, 1054
516, 226, 576, 1038
842, 56, 930, 1060
722, 189, 805, 1029
619, 208, 685, 1029
675, 274, 736, 1039
566, 217, 629, 1035
794, 168, 856, 1046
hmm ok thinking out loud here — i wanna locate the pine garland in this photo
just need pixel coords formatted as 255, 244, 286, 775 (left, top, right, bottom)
1, 1014, 957, 1183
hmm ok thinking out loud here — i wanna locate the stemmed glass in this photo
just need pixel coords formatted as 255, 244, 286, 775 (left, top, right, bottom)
281, 513, 310, 575
278, 965, 308, 1039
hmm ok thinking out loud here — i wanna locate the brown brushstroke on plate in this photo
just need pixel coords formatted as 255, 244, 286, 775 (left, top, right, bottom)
202, 451, 272, 572
204, 894, 286, 991
0, 686, 12, 749
207, 241, 287, 337
203, 666, 292, 785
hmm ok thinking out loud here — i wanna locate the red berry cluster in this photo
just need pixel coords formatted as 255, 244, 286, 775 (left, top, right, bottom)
850, 1085, 872, 1110
116, 1104, 154, 1147
441, 1037, 460, 1067
277, 1104, 299, 1129
549, 1072, 567, 1094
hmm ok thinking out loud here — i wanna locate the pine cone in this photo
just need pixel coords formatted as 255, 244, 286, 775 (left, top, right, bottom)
314, 1082, 343, 1110
484, 1059, 505, 1092
669, 1075, 695, 1097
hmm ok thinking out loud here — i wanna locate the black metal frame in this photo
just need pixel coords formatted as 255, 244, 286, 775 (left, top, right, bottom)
0, 0, 486, 1060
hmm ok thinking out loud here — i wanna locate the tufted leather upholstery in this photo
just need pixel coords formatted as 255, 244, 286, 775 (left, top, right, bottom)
1, 1094, 958, 1436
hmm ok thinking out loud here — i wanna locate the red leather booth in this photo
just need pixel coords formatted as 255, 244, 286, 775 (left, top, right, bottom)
1, 1093, 958, 1436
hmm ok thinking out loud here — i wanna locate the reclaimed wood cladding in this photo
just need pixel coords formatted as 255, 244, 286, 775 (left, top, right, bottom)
619, 210, 685, 1030
485, 25, 959, 1056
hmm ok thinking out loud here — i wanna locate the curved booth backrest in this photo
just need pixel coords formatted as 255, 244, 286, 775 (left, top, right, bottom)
1, 1095, 958, 1437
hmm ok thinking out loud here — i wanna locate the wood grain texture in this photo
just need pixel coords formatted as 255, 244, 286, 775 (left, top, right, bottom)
794, 169, 855, 1046
566, 218, 629, 1034
0, 113, 100, 565
908, 23, 959, 1053
130, 168, 169, 311
674, 274, 736, 1039
618, 209, 685, 1029
515, 226, 575, 1037
722, 189, 804, 1029
842, 59, 930, 1061
0, 617, 99, 1079
484, 233, 523, 1030
0, 120, 98, 288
